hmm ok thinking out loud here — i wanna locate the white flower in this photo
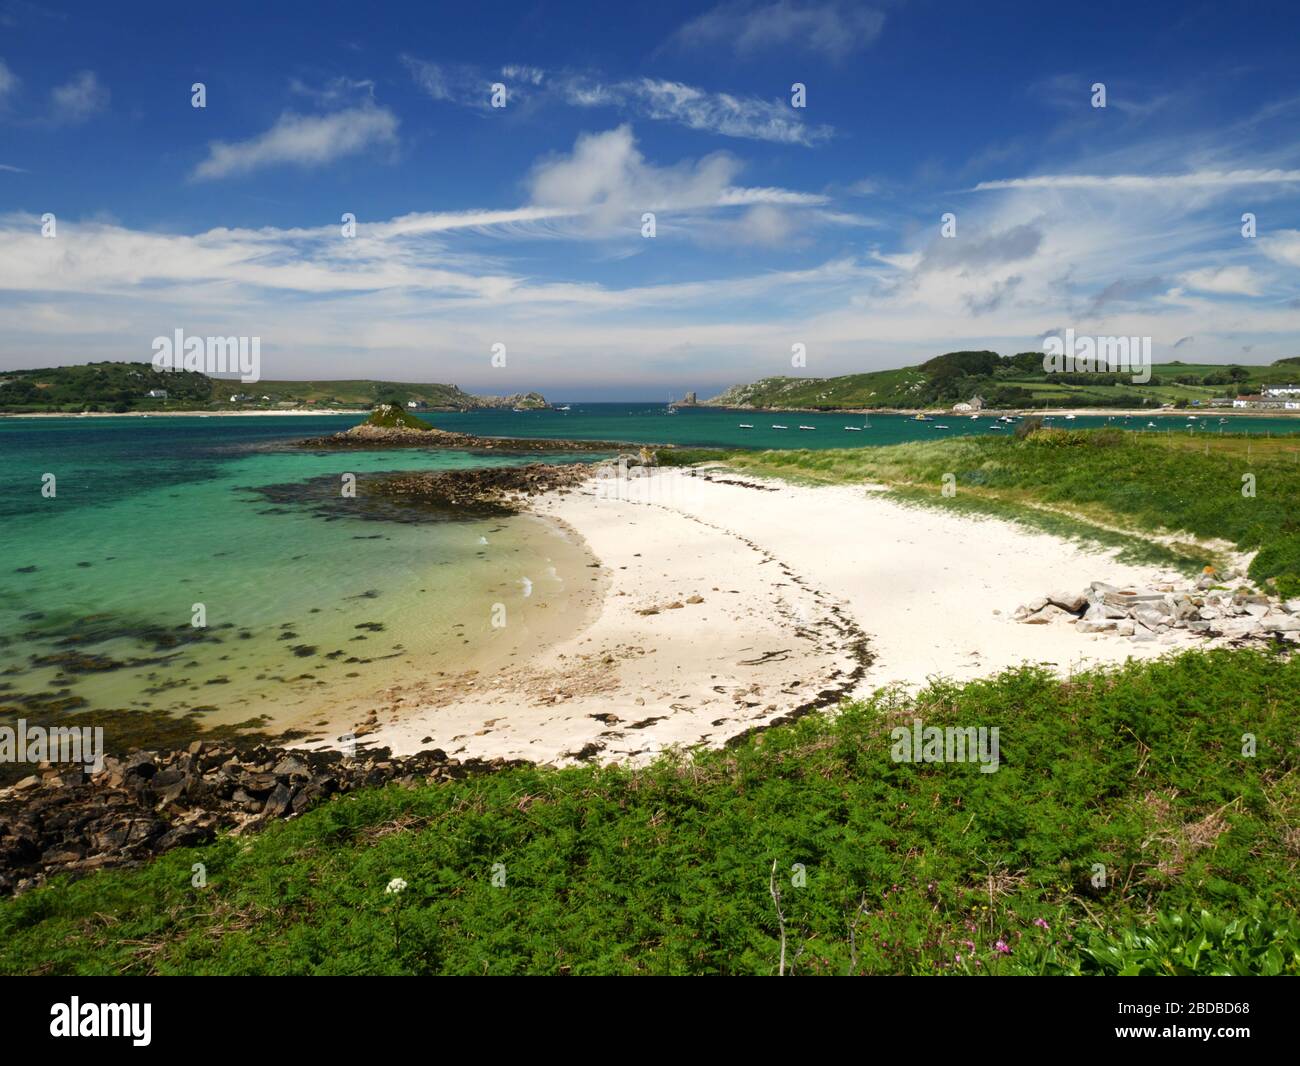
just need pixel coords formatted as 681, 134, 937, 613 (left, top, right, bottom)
385, 877, 408, 895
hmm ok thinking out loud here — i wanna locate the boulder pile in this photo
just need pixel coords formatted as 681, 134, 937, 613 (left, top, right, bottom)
0, 742, 522, 896
1015, 572, 1300, 643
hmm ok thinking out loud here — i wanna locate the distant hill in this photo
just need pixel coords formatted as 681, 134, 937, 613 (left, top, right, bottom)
705, 353, 1300, 411
0, 362, 548, 413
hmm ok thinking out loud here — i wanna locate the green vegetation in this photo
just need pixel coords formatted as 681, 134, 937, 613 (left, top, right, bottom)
706, 353, 1300, 412
725, 429, 1300, 598
2, 648, 1296, 975
0, 362, 546, 413
362, 404, 434, 430
0, 362, 213, 412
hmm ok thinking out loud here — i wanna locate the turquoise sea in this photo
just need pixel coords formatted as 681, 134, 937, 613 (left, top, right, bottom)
2, 405, 1298, 759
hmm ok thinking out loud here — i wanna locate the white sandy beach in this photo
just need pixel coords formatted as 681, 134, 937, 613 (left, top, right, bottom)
340, 467, 1230, 767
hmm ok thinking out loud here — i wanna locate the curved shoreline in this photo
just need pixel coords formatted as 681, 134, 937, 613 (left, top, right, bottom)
308, 466, 1241, 767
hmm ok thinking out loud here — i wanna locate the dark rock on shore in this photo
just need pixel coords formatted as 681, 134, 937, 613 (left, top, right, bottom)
370, 462, 595, 512
0, 742, 523, 896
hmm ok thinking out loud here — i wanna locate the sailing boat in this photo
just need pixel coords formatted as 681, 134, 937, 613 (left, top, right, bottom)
665, 395, 678, 414
845, 412, 869, 431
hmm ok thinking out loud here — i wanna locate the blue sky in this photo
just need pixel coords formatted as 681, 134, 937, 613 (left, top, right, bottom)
2, 0, 1298, 399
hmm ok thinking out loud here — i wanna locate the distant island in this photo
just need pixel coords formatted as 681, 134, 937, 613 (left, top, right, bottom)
296, 403, 641, 453
704, 351, 1300, 413
0, 361, 549, 414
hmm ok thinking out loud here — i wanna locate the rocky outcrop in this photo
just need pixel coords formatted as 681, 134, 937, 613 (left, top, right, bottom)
0, 742, 522, 896
1015, 572, 1300, 643
299, 422, 644, 453
371, 462, 595, 512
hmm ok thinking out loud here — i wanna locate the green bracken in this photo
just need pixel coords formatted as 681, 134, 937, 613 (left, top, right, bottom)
2, 648, 1296, 975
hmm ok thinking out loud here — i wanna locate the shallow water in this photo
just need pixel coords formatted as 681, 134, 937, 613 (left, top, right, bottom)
2, 406, 1296, 751
0, 416, 598, 744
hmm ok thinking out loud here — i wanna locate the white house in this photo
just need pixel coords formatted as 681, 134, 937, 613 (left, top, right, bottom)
1263, 386, 1300, 398
146, 389, 168, 399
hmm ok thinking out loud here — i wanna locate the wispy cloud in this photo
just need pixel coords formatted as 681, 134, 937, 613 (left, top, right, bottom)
403, 57, 831, 146
287, 76, 377, 106
191, 104, 398, 180
49, 70, 108, 123
664, 1, 886, 62
0, 57, 17, 103
975, 168, 1300, 192
613, 78, 830, 146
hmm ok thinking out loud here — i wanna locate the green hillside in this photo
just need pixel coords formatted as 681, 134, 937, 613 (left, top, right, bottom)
707, 354, 1300, 412
0, 362, 548, 413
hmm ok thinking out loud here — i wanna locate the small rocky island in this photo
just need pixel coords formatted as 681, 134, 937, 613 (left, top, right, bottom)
298, 404, 644, 453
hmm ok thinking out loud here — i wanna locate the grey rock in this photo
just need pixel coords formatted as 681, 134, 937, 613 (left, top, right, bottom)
1046, 590, 1088, 613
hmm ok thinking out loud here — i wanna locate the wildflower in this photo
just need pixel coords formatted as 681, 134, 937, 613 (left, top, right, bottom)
385, 877, 408, 895
1033, 917, 1050, 931
994, 939, 1011, 955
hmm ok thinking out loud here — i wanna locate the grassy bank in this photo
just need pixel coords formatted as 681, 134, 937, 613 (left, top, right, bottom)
720, 429, 1300, 598
3, 648, 1297, 975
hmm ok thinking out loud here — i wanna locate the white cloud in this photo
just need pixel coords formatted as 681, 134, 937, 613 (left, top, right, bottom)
975, 168, 1300, 192
1179, 265, 1261, 296
524, 126, 827, 243
1259, 229, 1300, 268
50, 70, 108, 123
528, 126, 740, 217
667, 1, 885, 62
192, 105, 398, 180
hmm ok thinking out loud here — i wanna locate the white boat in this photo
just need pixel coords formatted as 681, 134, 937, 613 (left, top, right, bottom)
843, 426, 862, 431
969, 414, 979, 420
739, 423, 754, 429
934, 424, 949, 429
798, 425, 815, 431
772, 424, 788, 430
1065, 414, 1076, 421
1147, 421, 1157, 427
989, 424, 1002, 430
556, 405, 571, 412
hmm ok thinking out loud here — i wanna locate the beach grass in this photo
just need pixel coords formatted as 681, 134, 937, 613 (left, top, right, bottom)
3, 647, 1297, 976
